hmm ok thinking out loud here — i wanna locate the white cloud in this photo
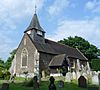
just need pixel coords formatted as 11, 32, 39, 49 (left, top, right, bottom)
85, 1, 96, 10
48, 0, 70, 16
47, 17, 100, 48
85, 0, 100, 13
0, 0, 45, 60
0, 0, 44, 19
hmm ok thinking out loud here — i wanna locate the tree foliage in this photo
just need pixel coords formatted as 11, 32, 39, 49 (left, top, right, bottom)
58, 36, 99, 60
0, 49, 16, 79
91, 59, 100, 71
0, 58, 5, 70
5, 49, 17, 69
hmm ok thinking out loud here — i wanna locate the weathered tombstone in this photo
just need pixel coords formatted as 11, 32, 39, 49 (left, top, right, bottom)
92, 72, 99, 85
78, 76, 87, 88
49, 76, 56, 90
58, 80, 64, 88
98, 73, 100, 86
33, 76, 39, 90
42, 71, 45, 78
65, 72, 72, 82
1, 83, 9, 90
98, 73, 100, 90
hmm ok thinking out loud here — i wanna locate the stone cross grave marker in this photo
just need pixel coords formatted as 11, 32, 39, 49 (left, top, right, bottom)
33, 76, 39, 90
49, 76, 56, 90
78, 76, 87, 88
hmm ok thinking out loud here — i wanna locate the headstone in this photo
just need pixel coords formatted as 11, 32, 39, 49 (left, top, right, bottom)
92, 74, 99, 85
98, 73, 100, 90
1, 83, 9, 90
78, 76, 87, 88
42, 71, 45, 78
98, 73, 100, 86
33, 76, 39, 90
49, 76, 56, 90
58, 80, 64, 88
72, 71, 77, 79
88, 87, 99, 90
65, 72, 72, 82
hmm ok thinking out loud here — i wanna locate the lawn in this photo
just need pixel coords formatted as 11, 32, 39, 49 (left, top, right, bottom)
0, 79, 87, 90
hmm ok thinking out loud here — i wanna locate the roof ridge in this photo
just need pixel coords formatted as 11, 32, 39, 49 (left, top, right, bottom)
45, 38, 76, 50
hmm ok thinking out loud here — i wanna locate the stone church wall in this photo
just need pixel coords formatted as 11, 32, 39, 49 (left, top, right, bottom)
16, 34, 37, 77
39, 52, 55, 77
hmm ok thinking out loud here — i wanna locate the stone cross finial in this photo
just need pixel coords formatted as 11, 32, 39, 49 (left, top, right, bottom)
35, 5, 37, 14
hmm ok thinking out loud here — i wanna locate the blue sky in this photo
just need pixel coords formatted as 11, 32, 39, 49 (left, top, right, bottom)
0, 0, 100, 60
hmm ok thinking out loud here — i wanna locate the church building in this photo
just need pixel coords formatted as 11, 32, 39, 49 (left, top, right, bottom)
10, 12, 90, 79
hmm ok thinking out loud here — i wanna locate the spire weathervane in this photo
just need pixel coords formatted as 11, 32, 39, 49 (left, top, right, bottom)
35, 5, 37, 14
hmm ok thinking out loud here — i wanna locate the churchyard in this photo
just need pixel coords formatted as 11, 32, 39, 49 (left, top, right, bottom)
0, 75, 99, 90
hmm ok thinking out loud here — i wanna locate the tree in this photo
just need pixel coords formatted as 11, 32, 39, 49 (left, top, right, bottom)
5, 49, 17, 69
91, 59, 100, 71
0, 58, 5, 69
58, 36, 98, 60
0, 50, 16, 79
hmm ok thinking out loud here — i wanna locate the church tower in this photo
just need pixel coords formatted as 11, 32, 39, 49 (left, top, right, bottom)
24, 13, 45, 44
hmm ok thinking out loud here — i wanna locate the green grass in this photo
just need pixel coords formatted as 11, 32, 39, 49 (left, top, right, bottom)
40, 81, 87, 90
1, 77, 97, 90
10, 83, 33, 90
0, 80, 87, 90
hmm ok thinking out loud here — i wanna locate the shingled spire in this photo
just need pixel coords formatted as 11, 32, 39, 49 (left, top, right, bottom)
25, 13, 45, 33
24, 8, 45, 44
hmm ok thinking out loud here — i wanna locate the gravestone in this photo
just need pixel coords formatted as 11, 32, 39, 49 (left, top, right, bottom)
0, 83, 9, 90
98, 73, 100, 90
58, 80, 64, 88
78, 76, 87, 88
33, 76, 39, 90
42, 71, 45, 78
98, 73, 100, 86
65, 72, 72, 82
49, 76, 56, 90
92, 74, 99, 85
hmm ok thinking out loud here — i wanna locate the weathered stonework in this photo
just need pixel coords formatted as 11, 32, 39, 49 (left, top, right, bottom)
16, 34, 37, 76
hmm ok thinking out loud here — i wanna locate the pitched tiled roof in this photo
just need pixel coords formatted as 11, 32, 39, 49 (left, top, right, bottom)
49, 54, 66, 67
27, 34, 88, 61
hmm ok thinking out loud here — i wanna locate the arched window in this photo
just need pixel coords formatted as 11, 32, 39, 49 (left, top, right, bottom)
21, 48, 28, 68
